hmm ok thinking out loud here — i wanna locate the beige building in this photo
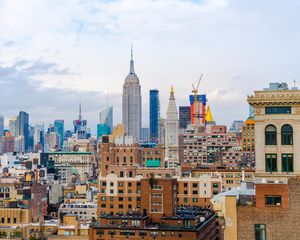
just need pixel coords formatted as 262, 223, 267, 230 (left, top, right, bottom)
248, 82, 300, 179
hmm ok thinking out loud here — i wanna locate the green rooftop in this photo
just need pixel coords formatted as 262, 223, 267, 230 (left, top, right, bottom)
145, 159, 161, 168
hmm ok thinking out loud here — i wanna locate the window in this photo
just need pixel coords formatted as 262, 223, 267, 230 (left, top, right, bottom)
7, 218, 10, 223
282, 154, 293, 172
213, 183, 219, 188
150, 231, 159, 237
97, 230, 104, 236
265, 195, 281, 206
265, 125, 277, 145
13, 218, 16, 224
184, 198, 188, 203
281, 124, 293, 145
192, 183, 198, 188
1, 218, 4, 223
255, 224, 266, 240
139, 231, 147, 237
161, 231, 166, 237
265, 106, 291, 114
265, 154, 277, 172
118, 182, 123, 187
192, 198, 198, 203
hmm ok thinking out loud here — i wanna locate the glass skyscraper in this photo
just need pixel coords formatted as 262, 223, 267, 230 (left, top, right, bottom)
149, 89, 160, 143
54, 120, 64, 148
179, 106, 191, 129
97, 106, 113, 139
17, 111, 29, 152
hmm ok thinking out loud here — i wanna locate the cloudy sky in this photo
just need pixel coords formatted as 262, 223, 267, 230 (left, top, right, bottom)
1, 0, 300, 133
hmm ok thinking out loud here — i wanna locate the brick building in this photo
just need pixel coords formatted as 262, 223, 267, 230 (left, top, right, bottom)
92, 176, 219, 240
179, 125, 243, 168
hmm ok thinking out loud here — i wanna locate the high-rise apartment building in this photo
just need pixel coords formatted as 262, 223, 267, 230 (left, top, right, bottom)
165, 86, 179, 168
149, 89, 160, 143
16, 111, 29, 152
54, 120, 64, 148
1, 132, 15, 153
179, 106, 191, 129
242, 119, 255, 168
122, 47, 142, 142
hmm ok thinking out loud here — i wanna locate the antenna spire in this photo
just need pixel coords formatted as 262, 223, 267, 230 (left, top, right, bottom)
129, 44, 135, 75
79, 97, 82, 121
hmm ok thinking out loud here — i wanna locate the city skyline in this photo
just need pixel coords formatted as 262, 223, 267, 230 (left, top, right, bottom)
1, 0, 300, 132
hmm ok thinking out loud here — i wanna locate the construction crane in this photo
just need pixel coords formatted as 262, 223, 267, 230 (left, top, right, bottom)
191, 74, 204, 123
192, 73, 203, 98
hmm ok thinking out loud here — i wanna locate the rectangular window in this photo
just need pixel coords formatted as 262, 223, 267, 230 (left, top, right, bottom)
265, 154, 277, 172
265, 195, 281, 206
13, 218, 16, 224
255, 224, 266, 240
282, 154, 293, 172
265, 106, 291, 114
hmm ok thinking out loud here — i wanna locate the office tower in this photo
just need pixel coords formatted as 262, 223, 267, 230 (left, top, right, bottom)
179, 106, 191, 129
54, 120, 64, 148
44, 132, 59, 152
0, 114, 3, 153
165, 86, 179, 168
73, 102, 88, 139
122, 47, 142, 142
141, 126, 149, 143
28, 126, 34, 152
8, 116, 17, 137
97, 106, 113, 139
16, 111, 29, 152
34, 123, 45, 151
149, 89, 160, 143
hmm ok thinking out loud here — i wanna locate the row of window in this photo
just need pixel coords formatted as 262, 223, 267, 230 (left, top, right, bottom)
98, 229, 183, 238
265, 124, 293, 145
1, 217, 17, 224
265, 154, 293, 172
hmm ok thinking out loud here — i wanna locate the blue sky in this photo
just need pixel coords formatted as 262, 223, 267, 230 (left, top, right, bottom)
1, 0, 300, 133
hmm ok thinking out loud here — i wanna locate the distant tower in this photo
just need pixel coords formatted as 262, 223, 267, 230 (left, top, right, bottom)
97, 106, 113, 139
165, 86, 179, 168
149, 89, 160, 143
73, 102, 88, 139
0, 114, 3, 153
122, 46, 142, 142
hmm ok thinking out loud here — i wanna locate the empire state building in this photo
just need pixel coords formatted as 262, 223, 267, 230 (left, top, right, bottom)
122, 47, 142, 142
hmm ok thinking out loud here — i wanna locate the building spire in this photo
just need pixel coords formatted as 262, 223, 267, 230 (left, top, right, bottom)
129, 44, 135, 75
79, 98, 82, 121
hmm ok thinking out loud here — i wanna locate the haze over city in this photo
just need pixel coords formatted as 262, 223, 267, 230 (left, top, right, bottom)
1, 0, 300, 132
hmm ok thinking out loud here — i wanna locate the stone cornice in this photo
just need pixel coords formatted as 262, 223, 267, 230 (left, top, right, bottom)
247, 90, 300, 106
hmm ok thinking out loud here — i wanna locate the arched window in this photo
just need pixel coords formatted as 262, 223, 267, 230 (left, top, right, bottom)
281, 124, 293, 145
265, 125, 277, 145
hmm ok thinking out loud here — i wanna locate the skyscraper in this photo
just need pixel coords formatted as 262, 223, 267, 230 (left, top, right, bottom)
16, 111, 29, 152
73, 102, 88, 139
122, 47, 142, 142
54, 120, 64, 148
97, 106, 113, 139
34, 123, 45, 151
0, 114, 4, 153
165, 86, 179, 168
149, 89, 160, 143
179, 106, 191, 129
9, 116, 17, 137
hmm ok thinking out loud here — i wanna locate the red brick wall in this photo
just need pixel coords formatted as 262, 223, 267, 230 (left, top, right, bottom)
237, 178, 300, 240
